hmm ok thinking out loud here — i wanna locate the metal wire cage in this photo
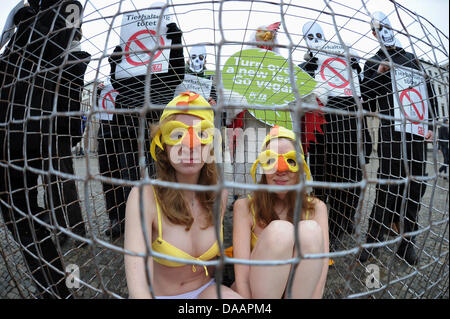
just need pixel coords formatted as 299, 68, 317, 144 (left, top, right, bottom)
0, 0, 448, 299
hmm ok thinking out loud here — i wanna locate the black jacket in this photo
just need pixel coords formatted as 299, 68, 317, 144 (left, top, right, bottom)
361, 47, 437, 141
439, 125, 449, 150
0, 0, 89, 158
55, 50, 91, 147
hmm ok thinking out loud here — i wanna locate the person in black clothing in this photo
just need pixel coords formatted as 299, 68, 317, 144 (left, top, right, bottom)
300, 21, 372, 248
0, 0, 90, 298
48, 30, 89, 245
298, 22, 327, 205
359, 11, 436, 265
183, 44, 230, 128
438, 119, 449, 176
95, 79, 127, 241
103, 5, 185, 239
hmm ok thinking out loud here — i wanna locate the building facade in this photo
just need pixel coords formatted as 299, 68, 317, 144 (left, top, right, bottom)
421, 60, 449, 121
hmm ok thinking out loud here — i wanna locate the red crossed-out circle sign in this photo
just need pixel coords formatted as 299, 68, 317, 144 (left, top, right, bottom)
320, 57, 349, 89
125, 29, 165, 66
399, 87, 425, 125
102, 89, 119, 110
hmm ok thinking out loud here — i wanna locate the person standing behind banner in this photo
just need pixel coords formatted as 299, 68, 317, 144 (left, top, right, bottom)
300, 21, 372, 248
359, 11, 437, 265
95, 78, 124, 239
50, 26, 90, 245
105, 2, 185, 239
183, 44, 217, 105
298, 23, 327, 206
226, 22, 282, 128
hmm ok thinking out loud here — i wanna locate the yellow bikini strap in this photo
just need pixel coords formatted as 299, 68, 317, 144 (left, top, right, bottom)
250, 158, 260, 183
151, 186, 163, 239
247, 195, 256, 232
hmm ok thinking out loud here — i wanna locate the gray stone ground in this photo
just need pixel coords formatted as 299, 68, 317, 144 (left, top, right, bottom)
0, 148, 448, 299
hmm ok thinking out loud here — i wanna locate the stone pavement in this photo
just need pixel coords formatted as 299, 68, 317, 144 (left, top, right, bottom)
0, 151, 448, 299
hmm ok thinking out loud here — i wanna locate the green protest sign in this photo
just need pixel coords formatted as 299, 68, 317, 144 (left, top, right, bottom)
204, 70, 215, 77
222, 49, 316, 129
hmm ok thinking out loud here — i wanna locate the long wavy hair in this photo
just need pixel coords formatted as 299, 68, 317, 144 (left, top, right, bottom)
150, 115, 218, 231
249, 138, 316, 227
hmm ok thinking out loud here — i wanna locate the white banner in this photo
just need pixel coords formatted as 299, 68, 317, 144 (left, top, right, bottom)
312, 44, 361, 97
115, 8, 172, 79
96, 84, 118, 121
392, 66, 429, 136
174, 74, 213, 99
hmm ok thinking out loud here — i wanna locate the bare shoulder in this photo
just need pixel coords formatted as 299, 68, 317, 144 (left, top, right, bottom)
221, 188, 228, 200
128, 184, 156, 204
220, 188, 229, 219
220, 188, 229, 208
312, 197, 328, 218
233, 196, 249, 210
126, 185, 157, 221
233, 197, 251, 218
233, 197, 253, 231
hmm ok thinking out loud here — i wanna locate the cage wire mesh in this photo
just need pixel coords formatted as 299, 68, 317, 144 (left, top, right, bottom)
0, 0, 448, 299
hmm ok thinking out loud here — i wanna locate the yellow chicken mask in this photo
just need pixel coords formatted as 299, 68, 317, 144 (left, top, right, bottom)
150, 91, 215, 161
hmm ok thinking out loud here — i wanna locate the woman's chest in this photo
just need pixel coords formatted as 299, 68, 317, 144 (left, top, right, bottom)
152, 217, 219, 258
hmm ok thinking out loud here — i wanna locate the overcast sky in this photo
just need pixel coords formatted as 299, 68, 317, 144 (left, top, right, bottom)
1, 0, 449, 84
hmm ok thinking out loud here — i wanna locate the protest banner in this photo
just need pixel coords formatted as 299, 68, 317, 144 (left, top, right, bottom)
312, 44, 361, 97
115, 8, 172, 79
96, 84, 118, 121
392, 66, 429, 136
174, 74, 213, 99
222, 49, 316, 129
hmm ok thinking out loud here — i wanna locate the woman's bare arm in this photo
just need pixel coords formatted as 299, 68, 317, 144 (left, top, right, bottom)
124, 186, 155, 299
232, 198, 253, 299
311, 199, 329, 299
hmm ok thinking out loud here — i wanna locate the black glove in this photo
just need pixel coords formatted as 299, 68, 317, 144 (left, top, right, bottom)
303, 52, 319, 73
350, 57, 362, 73
108, 45, 122, 87
166, 22, 182, 42
108, 45, 123, 66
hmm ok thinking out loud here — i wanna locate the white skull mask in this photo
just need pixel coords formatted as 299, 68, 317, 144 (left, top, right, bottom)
302, 21, 325, 50
189, 45, 206, 73
371, 11, 396, 47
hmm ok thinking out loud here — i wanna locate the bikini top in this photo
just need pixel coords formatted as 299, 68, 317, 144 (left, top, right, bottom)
247, 196, 259, 251
248, 195, 311, 251
151, 187, 223, 276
